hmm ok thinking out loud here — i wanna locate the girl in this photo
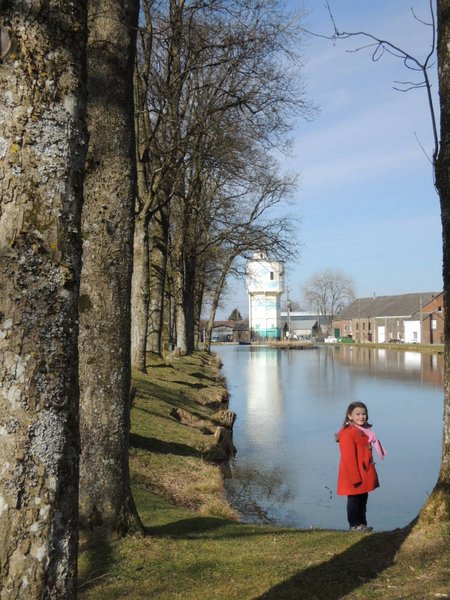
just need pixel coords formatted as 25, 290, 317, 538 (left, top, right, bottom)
336, 401, 386, 531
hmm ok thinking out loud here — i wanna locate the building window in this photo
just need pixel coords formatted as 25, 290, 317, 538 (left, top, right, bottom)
270, 272, 274, 280
432, 319, 437, 330
362, 322, 365, 330
344, 325, 347, 332
438, 306, 442, 312
356, 323, 359, 331
368, 321, 371, 331
413, 331, 418, 340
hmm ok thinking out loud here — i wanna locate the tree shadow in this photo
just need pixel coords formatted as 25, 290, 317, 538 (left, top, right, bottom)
255, 525, 414, 600
145, 516, 232, 538
171, 379, 208, 389
130, 432, 199, 457
190, 371, 218, 382
77, 530, 114, 594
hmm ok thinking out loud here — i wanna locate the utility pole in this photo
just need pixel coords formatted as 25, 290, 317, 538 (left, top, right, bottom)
287, 286, 291, 339
419, 294, 423, 343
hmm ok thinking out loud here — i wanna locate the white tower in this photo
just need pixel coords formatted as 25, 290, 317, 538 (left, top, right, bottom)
247, 252, 285, 340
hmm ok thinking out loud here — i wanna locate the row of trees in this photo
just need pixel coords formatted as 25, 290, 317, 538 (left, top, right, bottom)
129, 0, 315, 363
0, 0, 311, 597
1, 1, 449, 597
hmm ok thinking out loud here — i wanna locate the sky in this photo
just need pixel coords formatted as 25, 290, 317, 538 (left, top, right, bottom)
216, 0, 443, 320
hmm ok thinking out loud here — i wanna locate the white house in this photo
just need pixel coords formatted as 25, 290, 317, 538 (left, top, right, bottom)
404, 319, 421, 343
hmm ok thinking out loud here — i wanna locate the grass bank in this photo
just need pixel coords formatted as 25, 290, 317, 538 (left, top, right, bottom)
78, 351, 449, 599
258, 340, 444, 354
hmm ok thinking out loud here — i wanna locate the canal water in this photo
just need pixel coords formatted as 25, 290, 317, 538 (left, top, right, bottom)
215, 344, 444, 531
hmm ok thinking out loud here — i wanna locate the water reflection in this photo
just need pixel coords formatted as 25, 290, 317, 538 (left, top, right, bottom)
331, 345, 444, 386
246, 348, 283, 445
217, 345, 443, 531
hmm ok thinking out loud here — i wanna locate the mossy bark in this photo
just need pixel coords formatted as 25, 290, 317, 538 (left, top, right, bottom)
78, 0, 140, 534
0, 2, 87, 597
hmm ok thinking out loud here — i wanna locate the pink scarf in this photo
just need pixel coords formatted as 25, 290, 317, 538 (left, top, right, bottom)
355, 425, 387, 460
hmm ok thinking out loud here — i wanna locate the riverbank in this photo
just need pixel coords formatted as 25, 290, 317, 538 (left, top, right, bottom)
78, 351, 449, 599
265, 341, 443, 354
213, 341, 444, 354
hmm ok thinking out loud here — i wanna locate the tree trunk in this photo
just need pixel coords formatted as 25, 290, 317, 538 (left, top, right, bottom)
0, 3, 86, 597
194, 276, 206, 350
204, 256, 235, 352
185, 251, 197, 353
131, 213, 150, 372
148, 209, 170, 355
131, 25, 153, 371
78, 0, 140, 534
173, 241, 188, 355
420, 0, 450, 523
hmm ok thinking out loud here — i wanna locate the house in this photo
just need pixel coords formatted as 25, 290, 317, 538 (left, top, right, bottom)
280, 312, 325, 339
404, 292, 444, 344
200, 320, 234, 342
232, 320, 251, 343
332, 292, 444, 344
199, 320, 251, 343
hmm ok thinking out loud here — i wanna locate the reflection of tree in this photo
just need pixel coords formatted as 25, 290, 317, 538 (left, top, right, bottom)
225, 463, 293, 524
313, 347, 356, 399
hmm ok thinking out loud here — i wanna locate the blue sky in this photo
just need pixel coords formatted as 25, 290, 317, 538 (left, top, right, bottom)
217, 0, 442, 319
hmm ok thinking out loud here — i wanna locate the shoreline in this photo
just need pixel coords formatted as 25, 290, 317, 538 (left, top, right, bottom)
212, 340, 444, 354
78, 350, 449, 599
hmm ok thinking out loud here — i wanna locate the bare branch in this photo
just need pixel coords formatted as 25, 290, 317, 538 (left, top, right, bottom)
305, 0, 439, 167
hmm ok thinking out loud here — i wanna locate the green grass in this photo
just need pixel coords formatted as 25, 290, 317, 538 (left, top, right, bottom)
78, 351, 450, 599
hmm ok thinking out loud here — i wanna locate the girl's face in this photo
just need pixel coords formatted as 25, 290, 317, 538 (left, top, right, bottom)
348, 406, 367, 426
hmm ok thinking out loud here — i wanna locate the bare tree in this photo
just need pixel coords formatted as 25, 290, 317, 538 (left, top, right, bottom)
318, 0, 450, 522
130, 0, 314, 359
423, 0, 450, 523
0, 3, 87, 597
78, 0, 141, 535
302, 269, 355, 333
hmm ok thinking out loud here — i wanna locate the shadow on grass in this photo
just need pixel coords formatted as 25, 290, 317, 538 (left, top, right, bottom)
78, 530, 115, 594
145, 516, 232, 538
171, 379, 208, 389
135, 379, 206, 412
130, 433, 199, 457
190, 371, 218, 382
256, 525, 413, 600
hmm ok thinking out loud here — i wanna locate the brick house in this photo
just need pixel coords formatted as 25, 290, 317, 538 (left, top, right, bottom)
404, 293, 445, 344
332, 292, 444, 344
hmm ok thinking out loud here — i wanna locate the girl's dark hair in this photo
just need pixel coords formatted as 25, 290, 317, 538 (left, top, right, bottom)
343, 401, 371, 428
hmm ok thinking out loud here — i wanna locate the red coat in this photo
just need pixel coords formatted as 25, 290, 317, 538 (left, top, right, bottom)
337, 425, 379, 495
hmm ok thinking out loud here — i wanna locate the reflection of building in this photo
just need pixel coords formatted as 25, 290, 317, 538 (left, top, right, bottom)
246, 349, 283, 442
331, 345, 444, 387
247, 253, 284, 340
333, 292, 444, 344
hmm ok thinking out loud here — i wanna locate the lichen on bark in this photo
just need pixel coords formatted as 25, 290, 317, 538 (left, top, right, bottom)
0, 2, 87, 598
